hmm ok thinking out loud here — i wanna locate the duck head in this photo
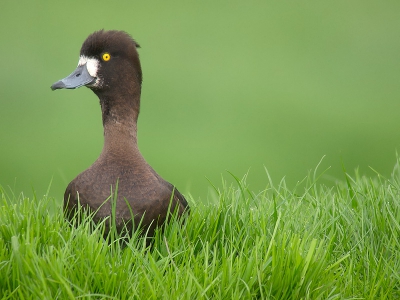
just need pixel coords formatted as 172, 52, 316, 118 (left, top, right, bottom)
51, 30, 143, 124
51, 30, 142, 95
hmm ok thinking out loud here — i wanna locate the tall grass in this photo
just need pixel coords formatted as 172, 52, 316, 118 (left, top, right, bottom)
0, 161, 399, 299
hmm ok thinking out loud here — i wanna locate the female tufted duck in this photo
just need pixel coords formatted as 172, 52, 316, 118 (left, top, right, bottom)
51, 30, 189, 237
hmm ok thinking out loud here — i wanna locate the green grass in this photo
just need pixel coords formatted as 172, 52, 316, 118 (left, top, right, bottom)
1, 161, 399, 299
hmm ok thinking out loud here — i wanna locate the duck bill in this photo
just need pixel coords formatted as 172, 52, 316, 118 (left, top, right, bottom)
51, 64, 95, 90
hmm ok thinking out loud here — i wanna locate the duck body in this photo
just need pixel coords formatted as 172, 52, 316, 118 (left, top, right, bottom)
51, 30, 188, 236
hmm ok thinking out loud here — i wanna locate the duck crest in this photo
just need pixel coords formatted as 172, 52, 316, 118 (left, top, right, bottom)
51, 30, 189, 238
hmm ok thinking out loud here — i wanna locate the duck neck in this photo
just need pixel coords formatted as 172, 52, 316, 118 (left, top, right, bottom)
97, 90, 141, 156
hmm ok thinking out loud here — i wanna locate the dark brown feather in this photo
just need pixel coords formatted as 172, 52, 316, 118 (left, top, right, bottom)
63, 30, 189, 237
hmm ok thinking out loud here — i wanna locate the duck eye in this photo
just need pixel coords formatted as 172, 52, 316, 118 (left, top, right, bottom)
102, 53, 111, 61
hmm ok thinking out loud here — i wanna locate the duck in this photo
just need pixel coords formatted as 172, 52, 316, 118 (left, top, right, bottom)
51, 30, 189, 237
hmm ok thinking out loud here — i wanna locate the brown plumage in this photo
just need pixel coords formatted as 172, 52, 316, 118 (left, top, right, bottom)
51, 30, 188, 237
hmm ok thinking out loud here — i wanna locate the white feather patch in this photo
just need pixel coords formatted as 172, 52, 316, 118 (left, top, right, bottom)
78, 55, 99, 77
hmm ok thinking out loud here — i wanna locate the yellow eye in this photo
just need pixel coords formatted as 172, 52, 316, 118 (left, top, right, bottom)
102, 53, 111, 61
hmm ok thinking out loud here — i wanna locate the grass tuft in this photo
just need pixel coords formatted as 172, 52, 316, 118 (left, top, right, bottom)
0, 161, 399, 299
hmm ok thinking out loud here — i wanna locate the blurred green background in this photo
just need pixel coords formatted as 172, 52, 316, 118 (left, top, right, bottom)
1, 1, 400, 203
